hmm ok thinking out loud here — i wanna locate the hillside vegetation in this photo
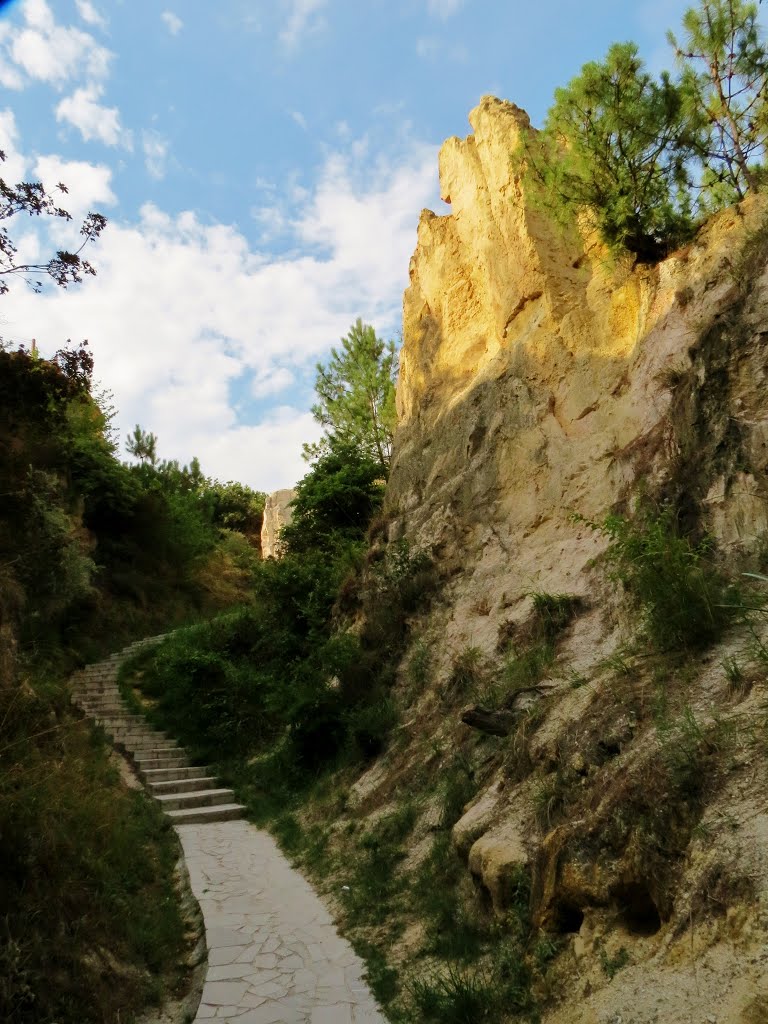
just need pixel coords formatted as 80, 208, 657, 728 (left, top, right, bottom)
0, 342, 264, 1022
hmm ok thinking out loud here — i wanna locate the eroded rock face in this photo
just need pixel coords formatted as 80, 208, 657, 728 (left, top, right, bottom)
389, 94, 768, 659
260, 489, 296, 559
379, 95, 768, 1022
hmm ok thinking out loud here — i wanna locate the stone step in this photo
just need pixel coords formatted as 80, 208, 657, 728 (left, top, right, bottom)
94, 714, 144, 722
107, 728, 169, 739
131, 745, 181, 756
119, 743, 178, 756
111, 735, 172, 747
166, 803, 245, 825
155, 788, 235, 811
142, 765, 213, 783
109, 723, 162, 731
148, 776, 216, 795
135, 754, 189, 769
91, 712, 141, 720
96, 720, 152, 731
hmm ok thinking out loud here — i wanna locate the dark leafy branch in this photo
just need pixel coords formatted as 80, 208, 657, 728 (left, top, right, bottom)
0, 151, 107, 295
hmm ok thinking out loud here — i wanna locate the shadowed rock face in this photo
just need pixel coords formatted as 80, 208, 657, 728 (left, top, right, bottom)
260, 489, 296, 559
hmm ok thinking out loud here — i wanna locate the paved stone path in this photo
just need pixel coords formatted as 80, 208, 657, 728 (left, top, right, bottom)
178, 820, 388, 1024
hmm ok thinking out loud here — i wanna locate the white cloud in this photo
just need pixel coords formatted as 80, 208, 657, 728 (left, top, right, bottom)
1, 138, 438, 491
161, 11, 184, 36
427, 0, 464, 17
291, 110, 308, 130
0, 27, 24, 89
280, 0, 326, 50
32, 154, 116, 219
75, 1, 107, 31
24, 0, 54, 32
193, 411, 320, 491
142, 130, 169, 180
55, 84, 130, 148
251, 367, 296, 398
9, 1, 112, 86
251, 204, 287, 244
0, 109, 28, 185
416, 36, 468, 62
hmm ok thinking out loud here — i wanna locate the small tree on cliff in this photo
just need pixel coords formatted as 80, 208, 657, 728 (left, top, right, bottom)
0, 152, 107, 295
523, 42, 701, 259
669, 0, 768, 206
304, 318, 397, 475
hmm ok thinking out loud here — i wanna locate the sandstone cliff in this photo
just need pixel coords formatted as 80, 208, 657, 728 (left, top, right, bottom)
370, 97, 768, 1022
260, 488, 296, 559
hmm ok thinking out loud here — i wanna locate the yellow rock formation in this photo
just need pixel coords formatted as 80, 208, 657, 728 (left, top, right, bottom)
380, 95, 768, 1024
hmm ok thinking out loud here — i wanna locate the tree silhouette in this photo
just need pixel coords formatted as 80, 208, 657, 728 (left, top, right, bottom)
0, 151, 107, 295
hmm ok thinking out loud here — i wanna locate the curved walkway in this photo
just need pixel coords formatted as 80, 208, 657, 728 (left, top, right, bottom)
179, 820, 387, 1024
74, 642, 387, 1024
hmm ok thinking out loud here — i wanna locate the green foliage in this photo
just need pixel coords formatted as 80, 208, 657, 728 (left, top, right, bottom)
441, 754, 477, 829
0, 344, 266, 1023
670, 0, 768, 203
123, 463, 432, 797
282, 440, 385, 554
519, 3, 768, 258
407, 638, 432, 693
527, 42, 700, 259
126, 423, 158, 464
342, 804, 418, 925
533, 769, 573, 829
409, 965, 499, 1024
206, 479, 265, 538
530, 592, 582, 640
0, 675, 187, 1023
353, 942, 400, 1007
449, 645, 484, 694
304, 318, 397, 474
361, 539, 435, 652
0, 343, 265, 668
600, 945, 631, 979
407, 937, 536, 1024
487, 592, 582, 708
593, 505, 736, 650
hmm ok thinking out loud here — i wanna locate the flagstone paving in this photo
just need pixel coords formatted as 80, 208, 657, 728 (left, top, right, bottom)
178, 819, 388, 1024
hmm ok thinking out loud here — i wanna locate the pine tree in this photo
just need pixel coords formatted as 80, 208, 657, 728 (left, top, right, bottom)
304, 319, 397, 475
126, 425, 158, 466
524, 42, 700, 259
669, 0, 768, 203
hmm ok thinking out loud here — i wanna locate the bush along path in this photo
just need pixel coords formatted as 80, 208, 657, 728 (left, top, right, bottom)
72, 639, 388, 1024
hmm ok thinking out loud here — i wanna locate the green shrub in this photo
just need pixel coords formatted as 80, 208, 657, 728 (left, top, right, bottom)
0, 676, 187, 1024
594, 505, 736, 650
441, 756, 477, 829
409, 965, 498, 1024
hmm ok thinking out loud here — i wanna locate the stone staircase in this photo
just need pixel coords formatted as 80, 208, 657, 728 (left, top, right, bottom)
71, 636, 245, 825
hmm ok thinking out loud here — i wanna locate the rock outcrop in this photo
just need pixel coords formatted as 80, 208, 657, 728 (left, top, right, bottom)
390, 94, 768, 657
260, 488, 296, 559
375, 96, 768, 1023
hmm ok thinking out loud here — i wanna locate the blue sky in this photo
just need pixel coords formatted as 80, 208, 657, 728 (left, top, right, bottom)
0, 0, 692, 490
